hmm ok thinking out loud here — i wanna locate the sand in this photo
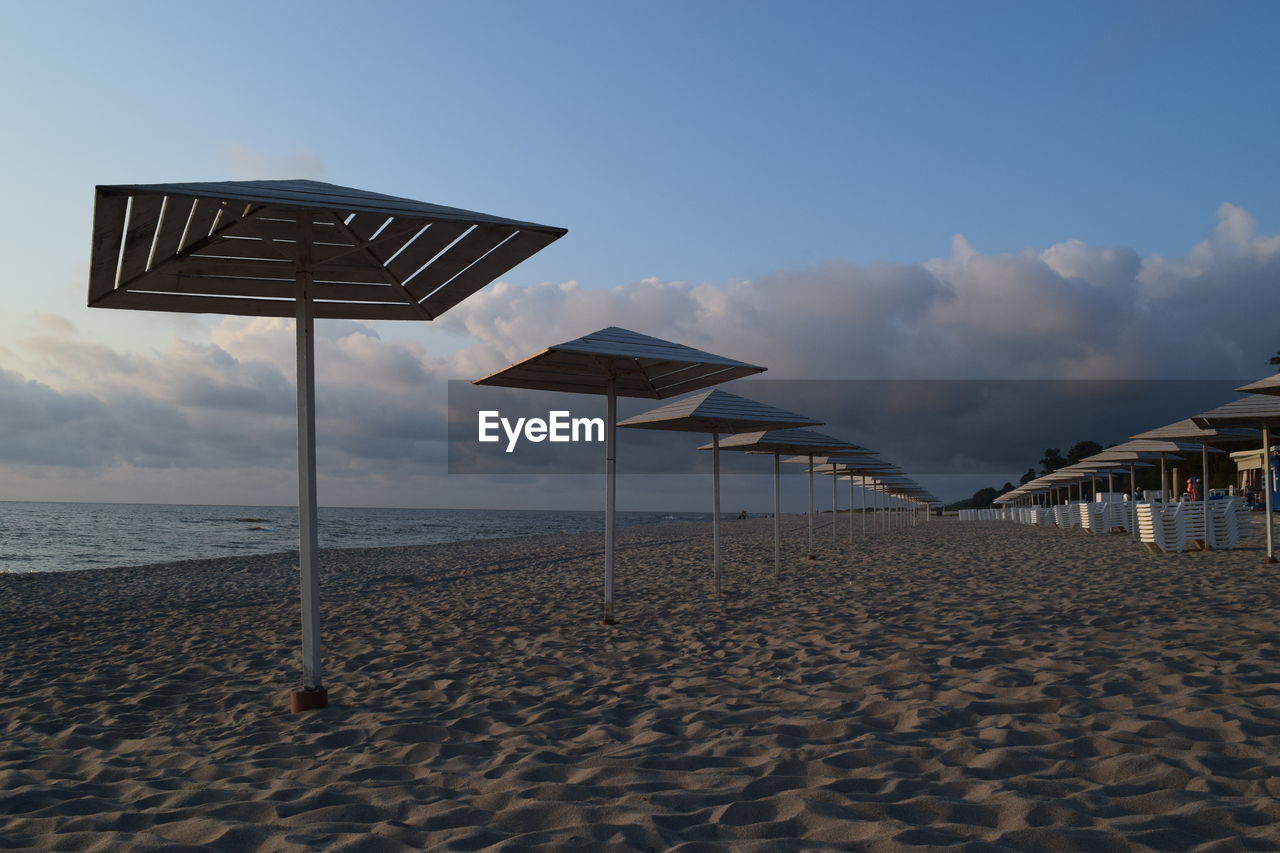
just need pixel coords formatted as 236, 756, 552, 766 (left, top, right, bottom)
2, 514, 1280, 852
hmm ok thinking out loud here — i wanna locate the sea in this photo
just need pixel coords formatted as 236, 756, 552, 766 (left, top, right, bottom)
0, 502, 714, 574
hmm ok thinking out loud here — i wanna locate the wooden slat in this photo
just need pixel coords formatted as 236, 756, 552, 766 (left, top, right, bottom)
131, 274, 408, 303
385, 221, 470, 281
150, 196, 196, 261
312, 266, 399, 284
116, 195, 165, 285
164, 257, 403, 285
180, 198, 223, 251
317, 212, 405, 272
94, 289, 297, 317
312, 301, 422, 320
420, 229, 558, 317
156, 259, 295, 280
96, 287, 422, 320
343, 212, 390, 243
332, 217, 426, 267
193, 236, 295, 261
322, 213, 431, 316
225, 216, 346, 242
88, 192, 128, 304
405, 224, 515, 300
206, 199, 252, 243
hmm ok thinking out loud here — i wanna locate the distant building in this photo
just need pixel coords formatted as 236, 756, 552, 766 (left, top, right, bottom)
1229, 448, 1280, 498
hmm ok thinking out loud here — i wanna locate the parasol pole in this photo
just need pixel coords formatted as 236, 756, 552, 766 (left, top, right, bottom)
773, 452, 781, 574
1202, 441, 1211, 550
1264, 426, 1275, 564
1160, 453, 1168, 505
292, 218, 326, 711
806, 453, 815, 559
848, 474, 854, 544
711, 431, 721, 595
860, 477, 867, 536
831, 465, 837, 545
602, 375, 617, 623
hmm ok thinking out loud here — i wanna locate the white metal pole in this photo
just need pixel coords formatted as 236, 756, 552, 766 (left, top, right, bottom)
1264, 426, 1274, 564
847, 475, 854, 544
712, 431, 721, 595
1160, 453, 1168, 505
773, 452, 781, 574
860, 478, 867, 537
1202, 442, 1211, 550
602, 378, 617, 623
806, 453, 815, 559
831, 466, 837, 545
295, 224, 323, 700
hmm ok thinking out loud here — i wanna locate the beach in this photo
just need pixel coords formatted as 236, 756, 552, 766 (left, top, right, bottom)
3, 516, 1280, 852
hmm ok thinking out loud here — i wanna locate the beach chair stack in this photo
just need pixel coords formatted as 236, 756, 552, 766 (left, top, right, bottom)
1052, 503, 1084, 529
1137, 501, 1186, 552
1080, 502, 1105, 533
1137, 500, 1242, 552
1106, 501, 1134, 533
1208, 499, 1252, 548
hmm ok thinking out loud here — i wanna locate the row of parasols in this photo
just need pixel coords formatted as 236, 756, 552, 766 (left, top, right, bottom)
474, 326, 940, 624
994, 372, 1280, 563
81, 179, 934, 708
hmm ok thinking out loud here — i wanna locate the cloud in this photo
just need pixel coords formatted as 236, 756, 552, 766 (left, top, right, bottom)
442, 203, 1280, 383
5, 203, 1280, 504
221, 142, 327, 180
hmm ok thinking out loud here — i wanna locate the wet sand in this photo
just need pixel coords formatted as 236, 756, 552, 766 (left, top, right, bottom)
2, 515, 1280, 851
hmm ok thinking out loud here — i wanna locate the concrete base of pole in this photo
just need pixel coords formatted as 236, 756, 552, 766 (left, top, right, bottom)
290, 687, 328, 713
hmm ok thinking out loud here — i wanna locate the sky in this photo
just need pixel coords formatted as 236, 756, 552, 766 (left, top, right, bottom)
2, 0, 1280, 509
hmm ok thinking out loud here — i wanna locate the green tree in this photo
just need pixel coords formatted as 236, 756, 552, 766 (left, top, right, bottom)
1039, 448, 1067, 476
1269, 351, 1280, 367
1066, 440, 1103, 464
1019, 467, 1037, 484
970, 486, 1000, 508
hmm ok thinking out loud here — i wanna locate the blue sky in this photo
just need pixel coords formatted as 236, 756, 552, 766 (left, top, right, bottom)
2, 1, 1279, 507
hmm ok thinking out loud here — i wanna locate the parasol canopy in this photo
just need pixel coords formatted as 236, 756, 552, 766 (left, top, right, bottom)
1194, 385, 1280, 563
89, 179, 566, 711
618, 389, 820, 593
90, 179, 566, 320
708, 428, 869, 566
474, 327, 765, 622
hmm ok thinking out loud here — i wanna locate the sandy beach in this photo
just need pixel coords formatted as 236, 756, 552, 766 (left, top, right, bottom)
3, 516, 1280, 851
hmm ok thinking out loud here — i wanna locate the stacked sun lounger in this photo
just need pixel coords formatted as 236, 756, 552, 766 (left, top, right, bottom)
1081, 500, 1134, 533
1137, 501, 1186, 551
1208, 499, 1252, 548
1080, 502, 1105, 532
1052, 503, 1083, 529
1138, 499, 1252, 552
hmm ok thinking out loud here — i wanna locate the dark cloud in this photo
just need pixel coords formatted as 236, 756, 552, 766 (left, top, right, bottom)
4, 204, 1280, 503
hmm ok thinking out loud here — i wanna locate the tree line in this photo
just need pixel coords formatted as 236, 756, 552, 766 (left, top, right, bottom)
951, 440, 1105, 509
951, 438, 1239, 509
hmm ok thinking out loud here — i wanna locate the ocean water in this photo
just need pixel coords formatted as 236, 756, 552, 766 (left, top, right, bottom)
0, 502, 714, 574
